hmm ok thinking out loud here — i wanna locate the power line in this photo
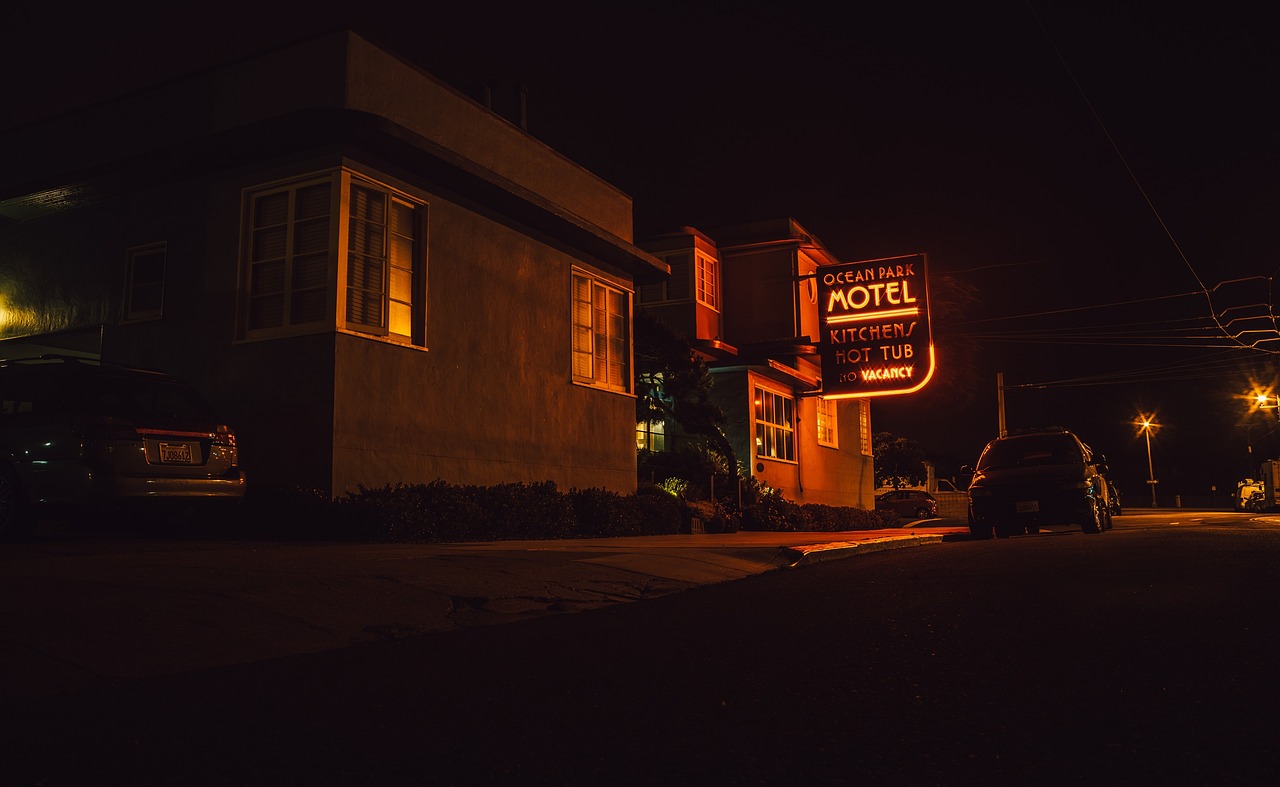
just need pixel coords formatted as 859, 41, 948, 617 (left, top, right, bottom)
1026, 1, 1263, 352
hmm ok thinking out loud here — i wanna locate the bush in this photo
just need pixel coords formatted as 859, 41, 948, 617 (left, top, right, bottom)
235, 479, 892, 542
569, 485, 682, 537
740, 489, 808, 532
802, 503, 900, 532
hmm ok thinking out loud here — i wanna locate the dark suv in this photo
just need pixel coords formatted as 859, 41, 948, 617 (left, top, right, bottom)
967, 428, 1113, 538
0, 356, 246, 538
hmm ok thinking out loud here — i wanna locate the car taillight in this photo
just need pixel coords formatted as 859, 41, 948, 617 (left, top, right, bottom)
213, 425, 237, 448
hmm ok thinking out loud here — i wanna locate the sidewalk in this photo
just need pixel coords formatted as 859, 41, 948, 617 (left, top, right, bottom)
0, 520, 968, 700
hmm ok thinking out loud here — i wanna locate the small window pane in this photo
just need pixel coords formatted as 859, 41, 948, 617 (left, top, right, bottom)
251, 260, 285, 295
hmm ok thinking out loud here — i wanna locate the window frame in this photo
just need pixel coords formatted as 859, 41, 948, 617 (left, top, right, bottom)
638, 251, 692, 305
753, 383, 796, 463
859, 398, 873, 456
571, 268, 633, 394
694, 249, 719, 312
237, 169, 428, 347
636, 419, 666, 452
122, 242, 167, 323
816, 396, 838, 448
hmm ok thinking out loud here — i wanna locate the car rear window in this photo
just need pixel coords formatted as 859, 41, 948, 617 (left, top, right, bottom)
977, 434, 1083, 471
0, 364, 219, 422
91, 375, 219, 421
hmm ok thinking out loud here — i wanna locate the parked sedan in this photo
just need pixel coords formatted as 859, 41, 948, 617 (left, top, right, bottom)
875, 490, 938, 519
0, 355, 247, 539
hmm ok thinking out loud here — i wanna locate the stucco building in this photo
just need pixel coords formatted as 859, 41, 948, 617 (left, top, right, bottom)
0, 30, 666, 497
638, 220, 877, 509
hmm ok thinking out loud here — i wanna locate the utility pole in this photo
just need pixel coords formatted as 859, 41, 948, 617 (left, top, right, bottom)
997, 372, 1006, 438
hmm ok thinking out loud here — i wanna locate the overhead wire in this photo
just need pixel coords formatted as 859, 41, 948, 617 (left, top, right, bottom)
1026, 2, 1274, 353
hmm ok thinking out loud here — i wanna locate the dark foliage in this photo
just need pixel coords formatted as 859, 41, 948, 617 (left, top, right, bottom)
229, 478, 891, 542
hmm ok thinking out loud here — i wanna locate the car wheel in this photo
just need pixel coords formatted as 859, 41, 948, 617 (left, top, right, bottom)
0, 467, 33, 541
1080, 498, 1103, 534
967, 511, 993, 539
915, 506, 932, 519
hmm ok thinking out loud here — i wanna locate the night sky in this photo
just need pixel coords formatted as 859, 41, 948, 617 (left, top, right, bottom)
6, 2, 1277, 501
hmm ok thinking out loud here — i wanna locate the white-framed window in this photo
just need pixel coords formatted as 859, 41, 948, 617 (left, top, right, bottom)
859, 398, 873, 456
816, 396, 838, 448
239, 169, 426, 345
123, 243, 166, 322
754, 384, 795, 462
695, 250, 718, 311
572, 269, 631, 392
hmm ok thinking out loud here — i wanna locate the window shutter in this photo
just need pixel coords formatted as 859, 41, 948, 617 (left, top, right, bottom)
346, 185, 387, 331
666, 252, 691, 300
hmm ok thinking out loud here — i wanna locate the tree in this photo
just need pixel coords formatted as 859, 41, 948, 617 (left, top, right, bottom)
873, 432, 928, 489
633, 310, 738, 471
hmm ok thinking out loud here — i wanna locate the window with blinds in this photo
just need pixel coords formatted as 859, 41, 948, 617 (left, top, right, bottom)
572, 270, 631, 393
246, 179, 332, 332
240, 170, 425, 346
638, 251, 691, 304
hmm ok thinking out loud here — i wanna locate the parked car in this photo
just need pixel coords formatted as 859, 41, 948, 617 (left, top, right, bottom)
875, 489, 938, 519
966, 427, 1113, 538
1109, 484, 1122, 516
0, 355, 246, 539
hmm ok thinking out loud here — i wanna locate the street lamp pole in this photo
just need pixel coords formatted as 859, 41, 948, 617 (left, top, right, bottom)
1139, 415, 1158, 508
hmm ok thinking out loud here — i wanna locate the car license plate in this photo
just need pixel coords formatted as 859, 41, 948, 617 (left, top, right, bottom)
159, 442, 194, 464
1016, 500, 1040, 513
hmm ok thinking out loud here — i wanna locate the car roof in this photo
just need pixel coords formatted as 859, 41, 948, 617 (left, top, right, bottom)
0, 355, 176, 380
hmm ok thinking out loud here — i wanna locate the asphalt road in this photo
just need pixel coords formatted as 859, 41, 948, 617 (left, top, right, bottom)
5, 511, 1277, 785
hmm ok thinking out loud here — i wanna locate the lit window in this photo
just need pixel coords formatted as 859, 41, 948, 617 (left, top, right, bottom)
859, 398, 873, 456
572, 270, 631, 392
239, 171, 425, 345
637, 372, 669, 450
817, 397, 838, 448
695, 250, 718, 311
123, 243, 166, 322
754, 385, 795, 462
637, 420, 666, 451
347, 185, 419, 341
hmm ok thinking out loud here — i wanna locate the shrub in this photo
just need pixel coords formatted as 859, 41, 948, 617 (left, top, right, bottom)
802, 503, 900, 532
569, 485, 680, 537
237, 479, 892, 542
741, 489, 809, 532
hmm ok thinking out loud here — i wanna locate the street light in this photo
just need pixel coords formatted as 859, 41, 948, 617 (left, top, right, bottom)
1256, 392, 1280, 422
1137, 414, 1159, 507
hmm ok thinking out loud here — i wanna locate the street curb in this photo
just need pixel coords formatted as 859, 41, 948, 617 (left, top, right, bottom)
779, 533, 946, 568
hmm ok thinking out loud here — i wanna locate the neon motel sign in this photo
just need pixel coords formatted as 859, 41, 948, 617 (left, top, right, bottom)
816, 253, 935, 399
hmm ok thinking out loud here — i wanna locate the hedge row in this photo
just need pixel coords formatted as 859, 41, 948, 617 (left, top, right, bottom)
231, 481, 902, 543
